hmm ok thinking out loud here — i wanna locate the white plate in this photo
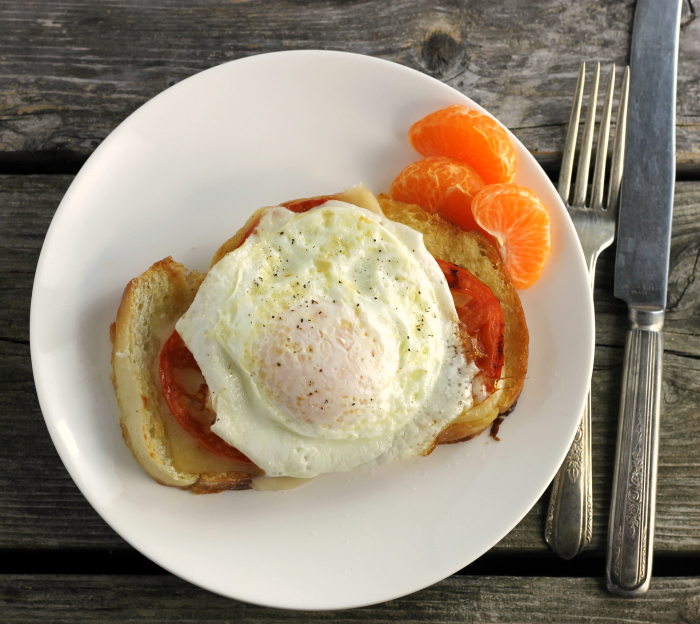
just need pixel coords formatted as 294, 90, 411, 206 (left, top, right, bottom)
31, 51, 593, 610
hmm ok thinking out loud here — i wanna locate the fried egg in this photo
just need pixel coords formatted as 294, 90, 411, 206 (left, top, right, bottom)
176, 201, 478, 478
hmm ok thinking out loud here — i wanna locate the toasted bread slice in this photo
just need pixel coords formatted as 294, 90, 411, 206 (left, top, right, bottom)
111, 188, 528, 491
377, 195, 528, 443
110, 257, 256, 493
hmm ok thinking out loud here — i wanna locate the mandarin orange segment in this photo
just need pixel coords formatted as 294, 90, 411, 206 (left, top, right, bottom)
471, 184, 551, 289
408, 105, 517, 185
389, 156, 485, 232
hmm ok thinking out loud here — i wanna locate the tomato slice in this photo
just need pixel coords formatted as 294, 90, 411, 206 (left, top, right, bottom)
436, 259, 505, 390
281, 197, 330, 213
236, 214, 262, 249
160, 331, 253, 463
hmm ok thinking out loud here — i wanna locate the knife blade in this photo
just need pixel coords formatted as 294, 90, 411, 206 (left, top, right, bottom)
607, 0, 682, 597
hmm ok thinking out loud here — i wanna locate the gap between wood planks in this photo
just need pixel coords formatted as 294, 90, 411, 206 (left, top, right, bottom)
1, 549, 699, 578
2, 151, 699, 184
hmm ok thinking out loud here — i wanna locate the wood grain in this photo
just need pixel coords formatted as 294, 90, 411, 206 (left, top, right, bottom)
3, 574, 700, 623
1, 0, 699, 176
2, 176, 700, 557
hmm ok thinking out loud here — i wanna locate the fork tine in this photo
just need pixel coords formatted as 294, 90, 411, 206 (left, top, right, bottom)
558, 63, 586, 203
573, 62, 600, 206
590, 65, 616, 211
606, 65, 630, 213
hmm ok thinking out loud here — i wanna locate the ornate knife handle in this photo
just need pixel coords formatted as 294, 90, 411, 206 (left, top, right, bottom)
545, 391, 592, 559
606, 308, 663, 596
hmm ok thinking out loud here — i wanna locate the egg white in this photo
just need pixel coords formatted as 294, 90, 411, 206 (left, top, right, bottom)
176, 201, 477, 478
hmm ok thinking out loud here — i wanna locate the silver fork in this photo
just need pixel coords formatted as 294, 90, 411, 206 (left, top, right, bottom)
544, 61, 630, 559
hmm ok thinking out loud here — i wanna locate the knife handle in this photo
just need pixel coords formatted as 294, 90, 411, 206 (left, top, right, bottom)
606, 308, 663, 596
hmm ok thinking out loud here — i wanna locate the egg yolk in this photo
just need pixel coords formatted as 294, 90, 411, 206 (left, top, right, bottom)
251, 301, 396, 434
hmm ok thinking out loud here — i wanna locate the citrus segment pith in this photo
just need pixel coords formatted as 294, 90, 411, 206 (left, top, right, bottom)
408, 105, 517, 185
389, 156, 485, 232
470, 184, 551, 289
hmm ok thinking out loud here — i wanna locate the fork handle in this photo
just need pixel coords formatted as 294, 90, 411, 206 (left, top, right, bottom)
545, 391, 592, 558
545, 247, 598, 559
606, 308, 663, 596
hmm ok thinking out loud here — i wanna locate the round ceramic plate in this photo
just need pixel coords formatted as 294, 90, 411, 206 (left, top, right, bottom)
31, 51, 593, 610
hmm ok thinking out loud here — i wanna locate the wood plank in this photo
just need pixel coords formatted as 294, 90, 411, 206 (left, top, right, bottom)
0, 341, 126, 550
0, 175, 70, 343
1, 176, 700, 555
2, 574, 700, 622
0, 0, 698, 176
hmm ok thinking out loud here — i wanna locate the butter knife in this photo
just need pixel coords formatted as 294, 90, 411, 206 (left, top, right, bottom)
606, 0, 682, 597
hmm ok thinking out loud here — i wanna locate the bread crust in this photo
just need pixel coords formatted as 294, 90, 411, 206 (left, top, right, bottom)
110, 257, 254, 492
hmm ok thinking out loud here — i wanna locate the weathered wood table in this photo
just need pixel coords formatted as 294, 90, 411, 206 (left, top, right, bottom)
2, 1, 700, 621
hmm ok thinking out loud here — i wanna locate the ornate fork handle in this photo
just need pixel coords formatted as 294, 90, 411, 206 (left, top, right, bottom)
544, 247, 598, 558
545, 392, 593, 557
